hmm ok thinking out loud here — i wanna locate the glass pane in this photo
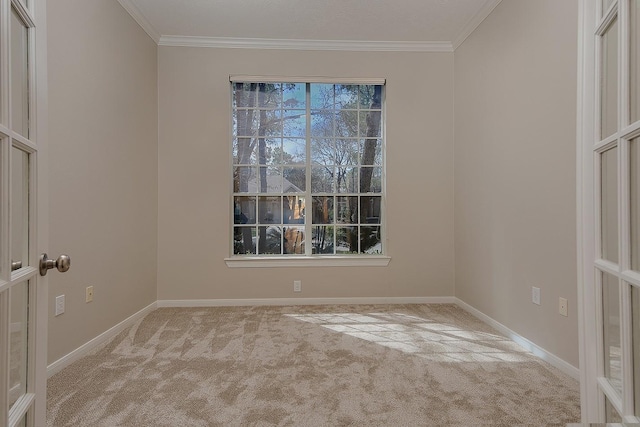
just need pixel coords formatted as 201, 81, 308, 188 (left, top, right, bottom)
360, 226, 381, 254
632, 0, 640, 123
601, 18, 619, 140
360, 167, 382, 193
282, 112, 305, 138
336, 167, 357, 193
233, 227, 256, 255
633, 285, 640, 415
283, 196, 305, 224
359, 111, 382, 138
336, 196, 358, 224
11, 147, 29, 269
258, 226, 281, 255
16, 414, 27, 427
312, 226, 334, 254
311, 84, 333, 110
282, 83, 305, 109
360, 139, 382, 166
9, 281, 29, 410
11, 7, 29, 137
311, 166, 334, 193
312, 196, 334, 224
359, 85, 382, 110
233, 166, 255, 193
283, 167, 305, 192
233, 196, 256, 225
336, 226, 358, 254
605, 395, 622, 422
258, 196, 281, 224
603, 0, 615, 14
361, 196, 382, 224
631, 138, 640, 270
601, 147, 618, 263
602, 271, 622, 395
282, 138, 305, 165
283, 226, 304, 254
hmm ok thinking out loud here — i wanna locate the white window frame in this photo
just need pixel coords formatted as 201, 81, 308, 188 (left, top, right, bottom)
225, 77, 390, 268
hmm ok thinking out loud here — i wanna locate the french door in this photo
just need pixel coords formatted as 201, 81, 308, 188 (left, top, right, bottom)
0, 0, 48, 426
579, 0, 640, 423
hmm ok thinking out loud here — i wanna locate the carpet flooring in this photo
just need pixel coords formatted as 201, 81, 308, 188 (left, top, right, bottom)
47, 304, 581, 426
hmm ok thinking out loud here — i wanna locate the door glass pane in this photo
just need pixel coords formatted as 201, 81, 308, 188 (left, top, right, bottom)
632, 0, 640, 123
631, 138, 640, 270
603, 0, 615, 14
9, 281, 29, 410
633, 285, 640, 415
601, 147, 618, 263
11, 147, 29, 269
605, 394, 623, 422
603, 271, 622, 395
11, 7, 29, 137
601, 18, 619, 140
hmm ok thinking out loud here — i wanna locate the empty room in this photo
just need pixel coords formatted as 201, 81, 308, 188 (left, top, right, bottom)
1, 0, 638, 425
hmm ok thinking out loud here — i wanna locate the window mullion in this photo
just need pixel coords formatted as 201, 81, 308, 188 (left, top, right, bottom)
305, 83, 311, 256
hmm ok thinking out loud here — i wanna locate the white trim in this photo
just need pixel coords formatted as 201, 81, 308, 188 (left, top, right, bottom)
159, 36, 454, 52
225, 256, 391, 268
157, 297, 456, 308
46, 302, 157, 378
229, 76, 386, 85
452, 0, 503, 50
455, 298, 580, 380
115, 0, 160, 43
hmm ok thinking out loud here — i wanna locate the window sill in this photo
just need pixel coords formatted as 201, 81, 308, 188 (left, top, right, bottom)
224, 256, 391, 268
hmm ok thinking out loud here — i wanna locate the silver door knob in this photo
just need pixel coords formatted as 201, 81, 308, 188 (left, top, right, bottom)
39, 253, 71, 276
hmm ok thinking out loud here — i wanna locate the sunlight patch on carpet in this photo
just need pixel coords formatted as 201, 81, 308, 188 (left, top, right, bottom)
286, 312, 531, 363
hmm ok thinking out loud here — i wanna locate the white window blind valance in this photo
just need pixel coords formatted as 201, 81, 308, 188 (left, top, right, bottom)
229, 76, 386, 85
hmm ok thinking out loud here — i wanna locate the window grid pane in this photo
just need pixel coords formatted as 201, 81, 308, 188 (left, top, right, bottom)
10, 7, 29, 138
9, 281, 29, 411
602, 271, 622, 395
231, 82, 384, 257
601, 146, 618, 263
601, 18, 618, 140
631, 0, 640, 124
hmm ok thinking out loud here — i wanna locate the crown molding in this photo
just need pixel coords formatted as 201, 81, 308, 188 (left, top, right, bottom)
452, 0, 503, 51
116, 0, 161, 43
159, 36, 454, 52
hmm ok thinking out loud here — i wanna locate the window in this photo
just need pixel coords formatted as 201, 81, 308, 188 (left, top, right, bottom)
231, 80, 385, 258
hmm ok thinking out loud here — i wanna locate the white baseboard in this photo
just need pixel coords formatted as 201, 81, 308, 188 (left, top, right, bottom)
157, 296, 456, 308
454, 298, 580, 380
47, 301, 157, 378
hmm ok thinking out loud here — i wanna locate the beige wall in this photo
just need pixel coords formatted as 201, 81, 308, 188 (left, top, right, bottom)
47, 0, 158, 363
157, 48, 455, 300
454, 0, 579, 366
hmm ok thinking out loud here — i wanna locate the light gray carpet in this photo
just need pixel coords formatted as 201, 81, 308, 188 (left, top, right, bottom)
47, 304, 580, 426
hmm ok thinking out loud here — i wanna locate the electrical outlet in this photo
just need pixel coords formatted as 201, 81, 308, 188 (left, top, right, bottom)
55, 295, 65, 316
532, 287, 541, 305
293, 280, 302, 292
86, 286, 94, 303
559, 297, 568, 317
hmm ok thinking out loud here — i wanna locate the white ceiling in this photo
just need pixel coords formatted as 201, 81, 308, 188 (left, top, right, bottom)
119, 0, 502, 51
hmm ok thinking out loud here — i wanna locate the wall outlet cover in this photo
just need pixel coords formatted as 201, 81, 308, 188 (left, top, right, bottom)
55, 295, 65, 316
532, 287, 541, 305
